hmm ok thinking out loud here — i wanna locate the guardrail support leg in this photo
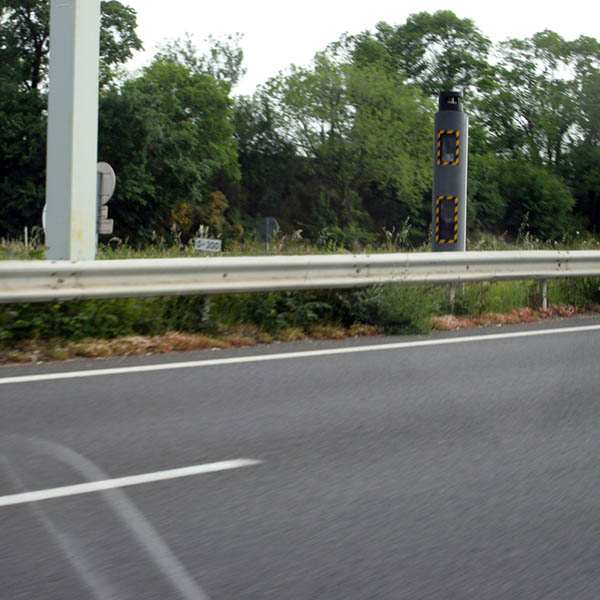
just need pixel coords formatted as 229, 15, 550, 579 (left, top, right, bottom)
539, 279, 548, 311
202, 296, 211, 325
449, 284, 457, 312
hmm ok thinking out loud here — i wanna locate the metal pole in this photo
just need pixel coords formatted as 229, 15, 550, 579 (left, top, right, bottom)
45, 0, 101, 260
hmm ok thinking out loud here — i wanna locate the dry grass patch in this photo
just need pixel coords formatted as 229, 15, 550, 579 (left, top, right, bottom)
44, 347, 70, 361
348, 323, 380, 337
155, 332, 228, 352
473, 308, 539, 326
277, 327, 307, 342
0, 332, 231, 363
429, 315, 462, 331
430, 305, 586, 331
108, 336, 155, 356
73, 339, 121, 358
255, 332, 275, 344
548, 305, 582, 318
3, 351, 33, 363
221, 335, 257, 347
308, 324, 348, 340
216, 324, 274, 346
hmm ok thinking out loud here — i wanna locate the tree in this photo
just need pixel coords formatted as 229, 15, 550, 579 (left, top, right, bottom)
264, 51, 433, 235
98, 60, 240, 243
467, 153, 507, 234
575, 67, 600, 145
0, 0, 49, 90
98, 0, 144, 86
231, 93, 309, 227
469, 156, 575, 240
564, 143, 600, 232
478, 31, 600, 169
353, 11, 493, 97
502, 161, 575, 240
564, 64, 600, 231
154, 33, 246, 88
0, 80, 46, 237
0, 0, 142, 90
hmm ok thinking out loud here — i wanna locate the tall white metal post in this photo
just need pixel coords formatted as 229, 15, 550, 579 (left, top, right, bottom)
45, 0, 100, 260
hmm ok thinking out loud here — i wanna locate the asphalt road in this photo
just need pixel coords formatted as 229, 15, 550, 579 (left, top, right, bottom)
1, 319, 600, 599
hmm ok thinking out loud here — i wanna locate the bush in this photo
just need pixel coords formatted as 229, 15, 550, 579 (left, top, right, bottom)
468, 155, 576, 241
551, 278, 600, 307
373, 285, 438, 334
210, 291, 333, 333
332, 285, 438, 334
450, 281, 532, 316
0, 296, 210, 344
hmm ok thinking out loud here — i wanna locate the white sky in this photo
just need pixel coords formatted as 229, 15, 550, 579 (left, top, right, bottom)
123, 0, 600, 95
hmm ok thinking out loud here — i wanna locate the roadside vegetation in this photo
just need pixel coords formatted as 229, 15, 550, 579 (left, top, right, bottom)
1, 3, 600, 362
1, 236, 599, 364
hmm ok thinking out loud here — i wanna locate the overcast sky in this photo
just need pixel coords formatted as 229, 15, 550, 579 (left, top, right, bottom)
122, 0, 600, 95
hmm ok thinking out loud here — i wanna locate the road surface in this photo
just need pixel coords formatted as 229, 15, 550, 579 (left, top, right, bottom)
1, 319, 600, 599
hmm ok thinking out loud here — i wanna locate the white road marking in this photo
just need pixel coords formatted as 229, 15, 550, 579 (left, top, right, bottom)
1, 323, 600, 386
0, 458, 262, 508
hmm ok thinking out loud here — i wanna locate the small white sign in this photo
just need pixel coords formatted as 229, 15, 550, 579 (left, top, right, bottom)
97, 162, 116, 204
98, 219, 114, 235
195, 238, 222, 253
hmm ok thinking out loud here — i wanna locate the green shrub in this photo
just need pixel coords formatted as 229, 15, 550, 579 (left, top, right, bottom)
0, 296, 211, 343
211, 291, 333, 333
551, 278, 600, 307
332, 285, 438, 334
373, 285, 439, 334
445, 281, 535, 316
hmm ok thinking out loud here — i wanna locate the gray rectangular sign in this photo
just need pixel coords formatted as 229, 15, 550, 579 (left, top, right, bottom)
194, 238, 222, 253
98, 219, 114, 235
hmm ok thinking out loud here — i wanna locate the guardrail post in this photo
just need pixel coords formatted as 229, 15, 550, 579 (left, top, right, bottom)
449, 284, 457, 312
539, 279, 548, 311
202, 296, 211, 325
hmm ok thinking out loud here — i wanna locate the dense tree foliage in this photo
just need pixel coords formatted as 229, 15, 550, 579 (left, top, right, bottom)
99, 60, 239, 243
230, 94, 309, 231
353, 11, 493, 96
0, 80, 46, 235
1, 4, 599, 246
263, 51, 432, 234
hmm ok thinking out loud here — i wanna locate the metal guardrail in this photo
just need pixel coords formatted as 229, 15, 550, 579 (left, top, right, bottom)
1, 250, 600, 303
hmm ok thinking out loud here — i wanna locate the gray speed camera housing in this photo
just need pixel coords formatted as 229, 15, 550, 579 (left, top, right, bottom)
432, 91, 468, 252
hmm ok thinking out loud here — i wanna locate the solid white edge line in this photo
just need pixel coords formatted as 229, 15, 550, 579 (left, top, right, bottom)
0, 458, 263, 508
1, 323, 600, 386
